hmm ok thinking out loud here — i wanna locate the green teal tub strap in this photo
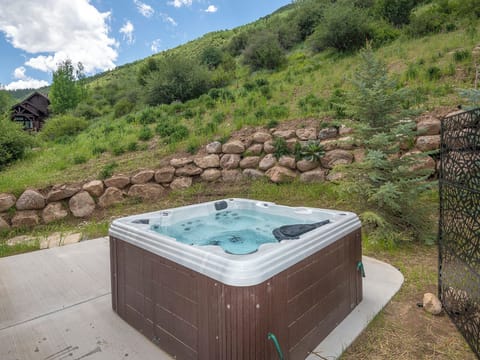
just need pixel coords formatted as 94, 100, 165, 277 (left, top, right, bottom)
357, 261, 366, 277
267, 332, 284, 360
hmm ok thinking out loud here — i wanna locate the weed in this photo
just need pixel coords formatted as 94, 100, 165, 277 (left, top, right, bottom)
273, 137, 291, 159
99, 161, 118, 179
138, 126, 153, 141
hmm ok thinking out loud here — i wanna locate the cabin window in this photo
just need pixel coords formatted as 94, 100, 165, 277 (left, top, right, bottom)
14, 116, 32, 129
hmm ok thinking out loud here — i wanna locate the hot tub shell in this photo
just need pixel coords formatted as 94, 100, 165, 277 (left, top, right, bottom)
109, 199, 362, 360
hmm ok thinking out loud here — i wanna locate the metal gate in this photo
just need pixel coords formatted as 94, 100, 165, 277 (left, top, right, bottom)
439, 108, 480, 357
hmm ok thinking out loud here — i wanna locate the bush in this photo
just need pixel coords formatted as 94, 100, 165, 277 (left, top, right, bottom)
375, 0, 416, 26
273, 137, 290, 159
74, 103, 102, 120
226, 32, 249, 56
137, 106, 157, 124
113, 98, 135, 118
138, 126, 153, 141
294, 0, 326, 40
201, 46, 224, 69
407, 5, 446, 37
40, 115, 89, 142
99, 161, 117, 179
243, 31, 286, 71
0, 118, 34, 169
155, 122, 189, 143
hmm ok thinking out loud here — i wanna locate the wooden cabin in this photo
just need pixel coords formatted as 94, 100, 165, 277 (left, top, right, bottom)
11, 92, 50, 131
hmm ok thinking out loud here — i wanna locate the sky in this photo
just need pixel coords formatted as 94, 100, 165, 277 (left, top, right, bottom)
0, 0, 292, 90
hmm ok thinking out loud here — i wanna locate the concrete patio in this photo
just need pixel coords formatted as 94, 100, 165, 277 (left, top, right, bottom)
0, 237, 403, 360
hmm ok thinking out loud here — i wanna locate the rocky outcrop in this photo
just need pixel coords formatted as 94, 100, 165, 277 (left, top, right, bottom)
69, 191, 95, 217
16, 190, 46, 210
42, 202, 68, 224
128, 183, 164, 200
0, 193, 16, 212
98, 187, 124, 208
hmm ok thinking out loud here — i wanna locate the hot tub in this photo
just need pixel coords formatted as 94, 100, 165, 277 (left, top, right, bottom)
109, 198, 362, 360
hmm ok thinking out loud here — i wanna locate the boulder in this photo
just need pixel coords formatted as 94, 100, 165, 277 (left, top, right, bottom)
200, 169, 222, 182
423, 293, 442, 315
42, 202, 68, 224
205, 141, 222, 154
82, 180, 104, 197
128, 183, 164, 200
318, 127, 338, 140
339, 125, 353, 135
259, 154, 277, 171
69, 191, 95, 217
46, 184, 81, 202
336, 137, 355, 150
170, 177, 193, 190
104, 175, 130, 189
222, 140, 245, 154
155, 166, 176, 183
417, 116, 441, 135
273, 130, 296, 139
246, 143, 263, 155
240, 156, 261, 169
62, 232, 83, 246
98, 187, 124, 208
266, 166, 297, 183
16, 190, 46, 210
286, 138, 298, 151
11, 211, 40, 228
296, 128, 317, 141
194, 154, 220, 169
326, 172, 345, 181
243, 169, 265, 179
416, 135, 441, 151
131, 170, 155, 184
296, 159, 319, 172
320, 139, 338, 151
175, 164, 203, 177
300, 169, 327, 183
278, 156, 296, 170
253, 132, 272, 143
0, 217, 10, 230
0, 193, 16, 212
263, 141, 275, 154
353, 149, 366, 163
222, 169, 243, 183
220, 154, 241, 169
170, 157, 193, 168
402, 151, 436, 175
321, 149, 353, 169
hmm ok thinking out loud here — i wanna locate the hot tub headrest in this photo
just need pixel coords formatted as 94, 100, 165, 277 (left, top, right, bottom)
272, 220, 330, 240
214, 200, 228, 211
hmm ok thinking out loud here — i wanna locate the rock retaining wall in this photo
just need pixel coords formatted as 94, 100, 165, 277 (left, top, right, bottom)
0, 115, 446, 230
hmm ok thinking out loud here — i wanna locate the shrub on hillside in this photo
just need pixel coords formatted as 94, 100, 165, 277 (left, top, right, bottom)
242, 31, 286, 71
201, 46, 224, 69
294, 0, 326, 40
226, 32, 249, 56
375, 0, 417, 26
40, 115, 89, 142
407, 5, 446, 37
0, 117, 35, 170
113, 98, 135, 118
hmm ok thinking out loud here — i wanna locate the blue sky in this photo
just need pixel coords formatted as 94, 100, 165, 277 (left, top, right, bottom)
0, 0, 291, 90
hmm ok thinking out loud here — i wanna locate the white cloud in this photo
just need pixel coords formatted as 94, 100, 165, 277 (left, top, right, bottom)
119, 21, 135, 44
168, 0, 192, 8
0, 0, 118, 74
133, 0, 154, 18
150, 39, 161, 52
205, 5, 217, 13
5, 78, 49, 90
13, 66, 27, 79
160, 13, 177, 26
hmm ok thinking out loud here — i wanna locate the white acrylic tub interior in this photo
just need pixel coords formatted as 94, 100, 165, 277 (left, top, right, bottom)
109, 198, 361, 286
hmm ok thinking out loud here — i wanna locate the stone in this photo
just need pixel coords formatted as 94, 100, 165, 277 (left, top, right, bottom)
0, 217, 10, 230
40, 232, 61, 249
318, 127, 338, 140
353, 149, 366, 163
253, 132, 272, 143
206, 141, 222, 154
259, 154, 277, 171
194, 154, 220, 169
128, 183, 164, 200
222, 169, 243, 183
175, 164, 203, 176
339, 125, 353, 136
416, 135, 441, 151
104, 175, 130, 189
11, 211, 40, 228
42, 202, 68, 224
240, 156, 261, 169
266, 166, 297, 183
220, 154, 241, 169
46, 184, 81, 202
286, 138, 298, 151
321, 150, 354, 169
296, 128, 317, 141
326, 172, 345, 181
336, 137, 355, 150
170, 157, 193, 168
82, 180, 104, 197
300, 169, 327, 183
98, 187, 124, 208
222, 140, 245, 154
16, 190, 46, 210
320, 139, 337, 151
246, 143, 263, 155
155, 166, 176, 183
170, 177, 193, 190
402, 151, 436, 175
423, 293, 442, 315
273, 130, 296, 139
417, 116, 441, 135
69, 191, 95, 217
131, 170, 155, 184
263, 141, 275, 154
278, 156, 296, 169
243, 169, 265, 179
7, 235, 37, 246
0, 193, 16, 212
62, 232, 82, 246
201, 168, 222, 182
296, 159, 319, 172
